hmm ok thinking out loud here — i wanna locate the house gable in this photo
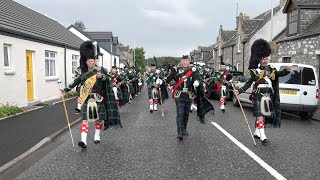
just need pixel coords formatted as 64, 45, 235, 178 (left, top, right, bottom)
0, 0, 83, 50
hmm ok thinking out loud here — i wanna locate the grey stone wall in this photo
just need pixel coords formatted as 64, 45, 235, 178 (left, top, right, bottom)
300, 9, 320, 32
273, 35, 320, 78
221, 44, 247, 73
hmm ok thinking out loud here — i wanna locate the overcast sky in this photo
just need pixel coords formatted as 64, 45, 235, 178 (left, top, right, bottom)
15, 0, 280, 58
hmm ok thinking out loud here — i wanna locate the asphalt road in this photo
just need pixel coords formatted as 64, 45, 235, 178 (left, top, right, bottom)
2, 87, 320, 180
0, 98, 80, 167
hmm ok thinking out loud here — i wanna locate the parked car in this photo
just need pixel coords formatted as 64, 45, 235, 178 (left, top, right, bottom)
233, 63, 319, 119
205, 66, 243, 100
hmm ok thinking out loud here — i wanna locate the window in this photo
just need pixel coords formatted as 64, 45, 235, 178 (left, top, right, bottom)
3, 44, 11, 69
237, 63, 240, 72
279, 66, 316, 86
288, 9, 298, 35
282, 57, 291, 63
72, 54, 79, 74
45, 51, 57, 77
242, 71, 251, 82
237, 35, 241, 53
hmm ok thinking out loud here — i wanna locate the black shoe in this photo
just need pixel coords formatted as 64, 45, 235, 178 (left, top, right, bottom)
199, 118, 205, 124
253, 135, 260, 139
75, 108, 81, 114
78, 141, 87, 149
261, 139, 269, 146
190, 110, 192, 113
150, 109, 153, 113
154, 109, 158, 111
221, 109, 225, 113
177, 134, 183, 141
182, 130, 188, 136
94, 140, 100, 144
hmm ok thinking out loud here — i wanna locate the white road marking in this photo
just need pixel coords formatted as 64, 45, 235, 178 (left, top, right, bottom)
211, 122, 286, 180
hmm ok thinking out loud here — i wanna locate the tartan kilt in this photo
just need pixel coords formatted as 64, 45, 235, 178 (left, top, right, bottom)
148, 87, 153, 99
252, 93, 274, 119
121, 84, 129, 103
81, 98, 106, 121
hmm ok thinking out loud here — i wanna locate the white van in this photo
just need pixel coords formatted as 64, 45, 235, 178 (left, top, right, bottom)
233, 63, 319, 119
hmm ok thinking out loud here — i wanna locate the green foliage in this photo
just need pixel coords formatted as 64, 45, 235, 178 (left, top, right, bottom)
146, 56, 180, 67
134, 47, 146, 71
0, 103, 24, 118
63, 91, 79, 99
73, 21, 86, 30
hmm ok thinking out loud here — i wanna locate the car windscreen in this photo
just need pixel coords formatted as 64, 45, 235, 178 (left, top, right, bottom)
279, 66, 316, 86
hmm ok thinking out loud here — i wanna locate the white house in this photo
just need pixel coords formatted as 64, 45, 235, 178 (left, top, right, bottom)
0, 0, 84, 107
68, 25, 113, 71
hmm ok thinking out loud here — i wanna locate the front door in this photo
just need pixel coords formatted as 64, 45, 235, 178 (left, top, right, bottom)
26, 51, 34, 101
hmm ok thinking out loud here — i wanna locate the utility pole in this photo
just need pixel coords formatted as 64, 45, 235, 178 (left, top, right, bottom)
271, 0, 274, 40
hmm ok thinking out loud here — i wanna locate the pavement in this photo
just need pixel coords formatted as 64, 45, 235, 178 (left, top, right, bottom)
1, 87, 320, 179
0, 97, 81, 168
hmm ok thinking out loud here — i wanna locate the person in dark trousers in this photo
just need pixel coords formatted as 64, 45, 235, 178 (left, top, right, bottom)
234, 39, 291, 146
166, 55, 214, 141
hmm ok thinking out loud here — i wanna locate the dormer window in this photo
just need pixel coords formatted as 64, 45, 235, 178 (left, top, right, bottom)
288, 9, 298, 35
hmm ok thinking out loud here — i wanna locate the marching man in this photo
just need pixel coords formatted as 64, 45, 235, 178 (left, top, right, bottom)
61, 41, 121, 148
215, 62, 232, 113
234, 39, 291, 146
146, 64, 163, 113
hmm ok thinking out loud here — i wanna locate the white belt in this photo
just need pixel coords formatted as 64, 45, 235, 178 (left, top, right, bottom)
257, 84, 271, 88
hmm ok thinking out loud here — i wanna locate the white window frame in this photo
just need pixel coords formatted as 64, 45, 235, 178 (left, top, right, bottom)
4, 44, 12, 70
72, 54, 79, 74
45, 51, 58, 78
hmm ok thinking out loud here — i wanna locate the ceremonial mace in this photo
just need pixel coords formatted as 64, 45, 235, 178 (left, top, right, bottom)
58, 80, 75, 147
230, 81, 257, 147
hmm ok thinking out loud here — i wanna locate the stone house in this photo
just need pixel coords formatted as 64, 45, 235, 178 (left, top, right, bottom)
273, 0, 320, 80
118, 44, 134, 67
214, 0, 287, 73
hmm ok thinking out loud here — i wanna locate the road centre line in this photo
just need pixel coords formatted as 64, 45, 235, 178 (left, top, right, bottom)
211, 122, 286, 180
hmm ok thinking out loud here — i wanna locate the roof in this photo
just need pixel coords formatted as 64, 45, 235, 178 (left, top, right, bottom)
221, 30, 236, 42
0, 0, 83, 49
222, 34, 237, 48
68, 25, 94, 41
241, 19, 264, 34
294, 0, 320, 6
246, 5, 282, 39
283, 0, 320, 13
85, 31, 113, 40
275, 17, 320, 42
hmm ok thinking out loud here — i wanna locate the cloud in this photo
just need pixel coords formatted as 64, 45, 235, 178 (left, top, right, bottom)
141, 0, 205, 29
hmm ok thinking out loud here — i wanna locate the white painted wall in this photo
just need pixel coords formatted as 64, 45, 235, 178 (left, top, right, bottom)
0, 34, 68, 107
69, 27, 112, 71
247, 6, 287, 58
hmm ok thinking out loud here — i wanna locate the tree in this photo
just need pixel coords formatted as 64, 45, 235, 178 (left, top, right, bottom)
134, 47, 146, 71
74, 21, 86, 30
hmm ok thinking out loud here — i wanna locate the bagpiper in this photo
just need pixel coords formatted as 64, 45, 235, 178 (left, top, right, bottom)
234, 39, 291, 146
166, 55, 214, 141
109, 66, 122, 107
146, 63, 163, 113
214, 62, 232, 113
61, 41, 121, 148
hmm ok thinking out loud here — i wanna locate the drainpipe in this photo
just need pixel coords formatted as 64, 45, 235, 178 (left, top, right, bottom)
231, 45, 234, 67
64, 46, 67, 87
242, 42, 245, 73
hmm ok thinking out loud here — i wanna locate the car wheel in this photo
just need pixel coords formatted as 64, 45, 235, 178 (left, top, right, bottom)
299, 112, 313, 120
233, 94, 239, 107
